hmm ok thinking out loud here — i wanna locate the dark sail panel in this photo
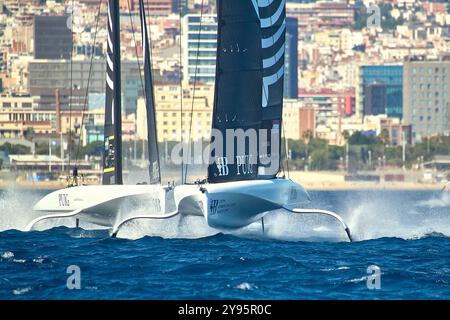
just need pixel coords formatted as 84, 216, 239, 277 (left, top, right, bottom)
207, 0, 263, 183
207, 0, 286, 183
103, 0, 122, 185
139, 0, 161, 184
258, 0, 286, 179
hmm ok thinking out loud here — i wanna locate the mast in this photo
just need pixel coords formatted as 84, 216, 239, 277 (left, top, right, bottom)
139, 0, 161, 184
207, 0, 286, 183
103, 0, 123, 185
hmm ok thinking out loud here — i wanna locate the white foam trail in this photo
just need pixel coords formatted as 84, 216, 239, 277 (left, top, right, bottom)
0, 187, 43, 232
116, 214, 218, 240
0, 187, 84, 232
345, 192, 450, 241
416, 192, 450, 208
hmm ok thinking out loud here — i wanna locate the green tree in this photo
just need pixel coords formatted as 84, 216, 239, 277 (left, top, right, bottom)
379, 129, 390, 145
0, 143, 30, 155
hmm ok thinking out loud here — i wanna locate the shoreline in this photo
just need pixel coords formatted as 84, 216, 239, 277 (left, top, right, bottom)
0, 177, 445, 192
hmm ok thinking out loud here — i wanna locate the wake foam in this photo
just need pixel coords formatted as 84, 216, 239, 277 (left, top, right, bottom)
416, 191, 450, 208
345, 191, 450, 241
116, 214, 218, 240
0, 188, 43, 232
0, 187, 86, 232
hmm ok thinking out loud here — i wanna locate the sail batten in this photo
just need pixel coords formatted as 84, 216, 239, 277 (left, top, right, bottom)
207, 0, 286, 183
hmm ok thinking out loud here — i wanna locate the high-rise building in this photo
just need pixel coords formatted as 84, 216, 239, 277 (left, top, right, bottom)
364, 82, 387, 116
284, 17, 298, 99
34, 15, 72, 60
403, 56, 450, 140
118, 0, 180, 15
287, 1, 355, 30
357, 65, 403, 119
182, 14, 217, 84
299, 88, 355, 126
28, 59, 142, 114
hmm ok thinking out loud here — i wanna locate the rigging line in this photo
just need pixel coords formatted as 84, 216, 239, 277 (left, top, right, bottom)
184, 0, 205, 184
179, 0, 184, 184
126, 0, 146, 114
68, 0, 75, 173
126, 0, 158, 181
74, 0, 103, 164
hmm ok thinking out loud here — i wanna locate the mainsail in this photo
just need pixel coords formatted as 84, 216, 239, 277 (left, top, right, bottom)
103, 0, 123, 185
207, 0, 286, 183
139, 0, 161, 184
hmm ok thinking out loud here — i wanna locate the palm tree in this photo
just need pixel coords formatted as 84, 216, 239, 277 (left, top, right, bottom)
343, 130, 350, 171
302, 129, 314, 160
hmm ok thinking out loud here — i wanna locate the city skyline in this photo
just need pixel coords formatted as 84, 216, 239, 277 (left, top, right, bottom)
0, 0, 449, 150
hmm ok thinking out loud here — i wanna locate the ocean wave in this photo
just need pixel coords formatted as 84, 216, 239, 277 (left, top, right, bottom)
234, 282, 258, 291
345, 276, 368, 284
1, 251, 14, 259
13, 287, 32, 295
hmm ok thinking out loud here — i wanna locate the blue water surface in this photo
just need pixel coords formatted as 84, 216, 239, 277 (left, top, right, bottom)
0, 190, 449, 299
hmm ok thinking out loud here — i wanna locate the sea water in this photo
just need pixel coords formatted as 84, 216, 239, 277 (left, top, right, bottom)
0, 188, 449, 299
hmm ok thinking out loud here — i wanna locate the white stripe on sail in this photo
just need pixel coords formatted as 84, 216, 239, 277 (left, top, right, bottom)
261, 19, 285, 48
107, 32, 113, 53
106, 53, 114, 71
251, 0, 260, 18
107, 1, 113, 53
258, 0, 275, 7
262, 65, 284, 107
106, 72, 114, 90
263, 45, 285, 69
260, 0, 285, 28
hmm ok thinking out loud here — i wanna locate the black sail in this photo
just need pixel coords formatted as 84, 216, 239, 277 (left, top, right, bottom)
207, 0, 286, 183
103, 0, 123, 185
258, 0, 286, 179
139, 0, 161, 184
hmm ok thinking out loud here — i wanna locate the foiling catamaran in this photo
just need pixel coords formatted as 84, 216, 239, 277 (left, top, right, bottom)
27, 0, 352, 242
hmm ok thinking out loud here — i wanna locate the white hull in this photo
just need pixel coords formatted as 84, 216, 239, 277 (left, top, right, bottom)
29, 179, 352, 241
174, 179, 310, 229
28, 185, 172, 231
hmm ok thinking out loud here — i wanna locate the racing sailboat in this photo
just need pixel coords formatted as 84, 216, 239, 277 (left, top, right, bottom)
173, 0, 352, 241
27, 0, 175, 232
28, 0, 352, 241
